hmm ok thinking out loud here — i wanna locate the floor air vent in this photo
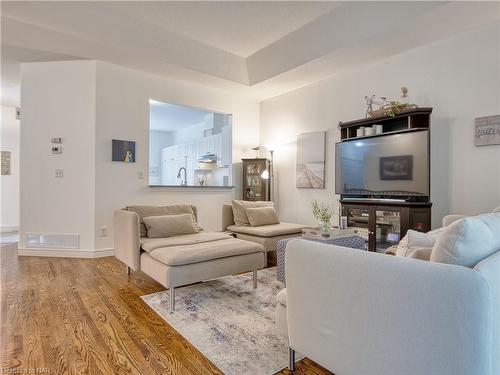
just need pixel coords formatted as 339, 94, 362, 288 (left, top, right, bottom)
26, 233, 80, 249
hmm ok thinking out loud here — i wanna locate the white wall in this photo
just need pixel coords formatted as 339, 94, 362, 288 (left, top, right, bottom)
0, 106, 20, 232
19, 60, 259, 254
20, 61, 96, 252
261, 21, 500, 228
94, 62, 259, 250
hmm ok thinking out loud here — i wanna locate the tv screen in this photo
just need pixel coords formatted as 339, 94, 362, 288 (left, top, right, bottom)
335, 130, 429, 198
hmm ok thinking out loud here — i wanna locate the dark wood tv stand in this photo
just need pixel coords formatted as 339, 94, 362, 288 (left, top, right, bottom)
338, 108, 433, 252
340, 199, 432, 253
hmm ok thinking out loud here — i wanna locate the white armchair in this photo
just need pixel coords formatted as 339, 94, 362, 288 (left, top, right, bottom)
279, 239, 499, 375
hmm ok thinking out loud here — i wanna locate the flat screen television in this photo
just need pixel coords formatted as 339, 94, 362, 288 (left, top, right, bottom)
335, 130, 429, 200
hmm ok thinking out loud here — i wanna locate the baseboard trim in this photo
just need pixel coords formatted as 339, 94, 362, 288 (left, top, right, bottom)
1, 226, 18, 233
18, 247, 114, 258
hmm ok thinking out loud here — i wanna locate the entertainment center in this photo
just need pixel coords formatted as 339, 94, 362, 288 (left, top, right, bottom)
336, 108, 433, 252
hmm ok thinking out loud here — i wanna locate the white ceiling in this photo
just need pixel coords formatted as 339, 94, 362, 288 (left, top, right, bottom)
112, 2, 339, 57
149, 100, 212, 132
2, 1, 500, 104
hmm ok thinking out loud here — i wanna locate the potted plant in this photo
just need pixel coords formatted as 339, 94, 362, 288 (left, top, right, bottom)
311, 200, 334, 237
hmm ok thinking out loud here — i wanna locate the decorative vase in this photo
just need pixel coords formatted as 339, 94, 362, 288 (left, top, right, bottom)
318, 221, 332, 238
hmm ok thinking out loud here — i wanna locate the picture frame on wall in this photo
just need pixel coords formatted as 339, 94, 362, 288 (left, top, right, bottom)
1, 151, 11, 175
112, 139, 136, 162
475, 114, 500, 146
296, 131, 326, 188
379, 155, 413, 180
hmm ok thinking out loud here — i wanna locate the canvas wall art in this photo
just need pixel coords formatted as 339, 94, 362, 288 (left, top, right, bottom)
112, 139, 136, 162
296, 131, 326, 188
475, 114, 500, 146
1, 151, 11, 175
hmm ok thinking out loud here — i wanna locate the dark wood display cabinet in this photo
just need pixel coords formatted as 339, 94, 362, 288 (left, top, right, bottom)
337, 107, 433, 252
341, 199, 432, 253
242, 158, 270, 201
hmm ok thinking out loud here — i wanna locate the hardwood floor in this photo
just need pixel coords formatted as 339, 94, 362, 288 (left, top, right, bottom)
1, 244, 331, 374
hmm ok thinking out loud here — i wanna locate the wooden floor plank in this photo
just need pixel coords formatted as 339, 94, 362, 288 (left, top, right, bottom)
1, 243, 331, 374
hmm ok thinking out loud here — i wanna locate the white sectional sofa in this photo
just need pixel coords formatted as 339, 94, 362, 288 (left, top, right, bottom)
278, 210, 500, 375
114, 204, 265, 312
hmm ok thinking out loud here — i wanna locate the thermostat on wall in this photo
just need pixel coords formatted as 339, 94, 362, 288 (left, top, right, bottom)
52, 146, 62, 154
51, 137, 62, 143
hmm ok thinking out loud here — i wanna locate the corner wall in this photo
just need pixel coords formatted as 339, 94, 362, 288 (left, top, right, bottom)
260, 21, 500, 227
19, 61, 97, 254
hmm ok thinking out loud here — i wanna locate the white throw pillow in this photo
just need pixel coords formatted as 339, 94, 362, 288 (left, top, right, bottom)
407, 247, 433, 261
428, 226, 447, 236
407, 229, 439, 249
394, 234, 410, 257
430, 212, 500, 267
395, 230, 439, 257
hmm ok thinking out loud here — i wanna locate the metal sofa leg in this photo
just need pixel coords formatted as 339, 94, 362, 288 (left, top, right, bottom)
253, 270, 258, 289
169, 287, 175, 313
289, 347, 295, 372
126, 266, 130, 275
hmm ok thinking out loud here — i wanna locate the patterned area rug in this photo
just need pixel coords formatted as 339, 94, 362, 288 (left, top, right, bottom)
142, 267, 293, 375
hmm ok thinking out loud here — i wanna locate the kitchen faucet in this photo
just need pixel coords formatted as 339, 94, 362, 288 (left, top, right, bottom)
177, 167, 187, 186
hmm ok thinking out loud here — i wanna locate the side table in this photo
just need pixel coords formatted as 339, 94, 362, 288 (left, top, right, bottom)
276, 235, 367, 284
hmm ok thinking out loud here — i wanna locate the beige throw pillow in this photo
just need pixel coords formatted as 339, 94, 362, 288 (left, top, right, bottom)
143, 214, 198, 238
231, 200, 274, 226
127, 204, 196, 237
246, 207, 280, 227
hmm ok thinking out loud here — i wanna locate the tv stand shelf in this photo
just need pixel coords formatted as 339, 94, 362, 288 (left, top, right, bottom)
340, 199, 432, 253
338, 107, 432, 141
341, 127, 429, 142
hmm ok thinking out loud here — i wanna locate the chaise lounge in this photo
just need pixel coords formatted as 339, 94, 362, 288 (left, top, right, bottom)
114, 204, 265, 312
222, 200, 308, 266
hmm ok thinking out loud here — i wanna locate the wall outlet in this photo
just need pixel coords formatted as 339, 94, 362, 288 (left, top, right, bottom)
137, 171, 144, 180
55, 169, 64, 178
51, 137, 62, 143
99, 226, 108, 237
51, 146, 62, 154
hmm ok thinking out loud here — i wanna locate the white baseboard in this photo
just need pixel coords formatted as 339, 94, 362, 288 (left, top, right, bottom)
1, 226, 18, 233
18, 247, 114, 258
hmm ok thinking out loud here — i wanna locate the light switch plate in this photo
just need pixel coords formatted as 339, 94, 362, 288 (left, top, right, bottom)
51, 137, 62, 143
51, 146, 62, 154
137, 171, 144, 180
55, 169, 64, 178
99, 226, 108, 237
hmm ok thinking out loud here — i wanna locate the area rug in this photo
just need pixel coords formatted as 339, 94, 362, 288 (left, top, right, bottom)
141, 267, 295, 375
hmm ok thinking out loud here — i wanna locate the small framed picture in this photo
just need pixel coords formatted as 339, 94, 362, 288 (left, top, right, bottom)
112, 139, 136, 162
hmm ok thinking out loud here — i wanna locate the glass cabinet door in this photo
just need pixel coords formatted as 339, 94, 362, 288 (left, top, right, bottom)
374, 209, 401, 253
342, 206, 370, 241
243, 160, 268, 201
